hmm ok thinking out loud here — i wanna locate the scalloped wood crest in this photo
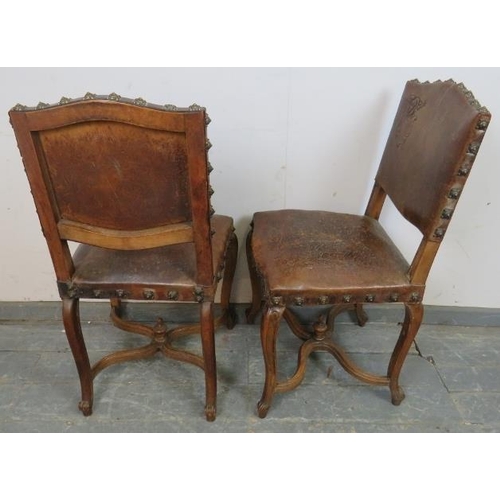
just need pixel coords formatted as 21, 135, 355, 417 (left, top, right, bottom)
10, 93, 208, 115
409, 78, 490, 114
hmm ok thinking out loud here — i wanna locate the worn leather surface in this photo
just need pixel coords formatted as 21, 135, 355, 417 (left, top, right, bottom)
376, 79, 484, 238
251, 210, 422, 300
71, 214, 233, 290
39, 121, 191, 230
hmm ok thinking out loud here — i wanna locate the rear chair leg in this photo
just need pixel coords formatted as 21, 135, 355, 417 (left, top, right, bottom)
200, 301, 217, 421
355, 303, 368, 327
245, 228, 264, 324
220, 231, 238, 329
62, 298, 93, 416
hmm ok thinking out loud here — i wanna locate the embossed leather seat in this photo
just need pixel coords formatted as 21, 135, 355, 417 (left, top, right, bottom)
246, 79, 491, 417
9, 94, 238, 421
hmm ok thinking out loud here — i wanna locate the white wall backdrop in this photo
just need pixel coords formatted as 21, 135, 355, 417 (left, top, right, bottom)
0, 67, 498, 307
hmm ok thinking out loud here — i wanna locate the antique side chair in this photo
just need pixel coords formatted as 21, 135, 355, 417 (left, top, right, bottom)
246, 79, 491, 417
9, 94, 238, 421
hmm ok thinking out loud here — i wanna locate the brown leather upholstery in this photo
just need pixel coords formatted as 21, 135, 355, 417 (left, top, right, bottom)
251, 210, 423, 302
377, 80, 485, 239
9, 94, 238, 421
246, 80, 491, 418
70, 215, 234, 300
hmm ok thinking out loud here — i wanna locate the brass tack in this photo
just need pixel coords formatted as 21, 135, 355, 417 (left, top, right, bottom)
343, 295, 351, 303
143, 290, 155, 300
390, 293, 399, 302
318, 296, 328, 305
194, 287, 204, 303
468, 143, 479, 155
441, 208, 452, 220
167, 290, 178, 301
448, 188, 461, 199
294, 297, 304, 306
365, 294, 375, 303
476, 120, 489, 130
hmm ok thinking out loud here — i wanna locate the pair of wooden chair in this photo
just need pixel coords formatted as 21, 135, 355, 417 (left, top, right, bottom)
9, 80, 491, 421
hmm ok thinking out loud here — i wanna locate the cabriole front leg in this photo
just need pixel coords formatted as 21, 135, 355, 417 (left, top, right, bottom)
387, 302, 424, 405
62, 298, 93, 416
257, 304, 285, 418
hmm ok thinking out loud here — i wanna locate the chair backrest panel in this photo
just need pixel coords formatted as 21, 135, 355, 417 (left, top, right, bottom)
375, 80, 490, 239
37, 121, 191, 231
9, 96, 213, 282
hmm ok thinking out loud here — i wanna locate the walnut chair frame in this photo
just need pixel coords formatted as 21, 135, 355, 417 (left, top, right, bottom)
9, 94, 238, 421
246, 79, 491, 417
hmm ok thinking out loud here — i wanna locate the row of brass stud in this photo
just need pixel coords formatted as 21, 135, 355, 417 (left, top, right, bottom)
271, 292, 420, 306
432, 119, 489, 240
68, 288, 204, 302
12, 94, 210, 114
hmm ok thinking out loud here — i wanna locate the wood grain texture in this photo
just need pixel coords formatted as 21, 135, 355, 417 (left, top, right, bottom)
248, 79, 491, 417
10, 95, 237, 421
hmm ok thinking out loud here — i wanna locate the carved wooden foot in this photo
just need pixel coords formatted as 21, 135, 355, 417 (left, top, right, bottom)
257, 400, 270, 419
205, 404, 216, 422
78, 400, 93, 416
390, 385, 406, 406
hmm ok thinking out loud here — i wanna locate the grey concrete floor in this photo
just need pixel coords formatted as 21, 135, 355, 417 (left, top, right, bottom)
1, 303, 500, 432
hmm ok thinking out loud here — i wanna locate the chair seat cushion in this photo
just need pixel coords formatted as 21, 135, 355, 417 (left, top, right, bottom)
251, 210, 423, 304
66, 215, 234, 301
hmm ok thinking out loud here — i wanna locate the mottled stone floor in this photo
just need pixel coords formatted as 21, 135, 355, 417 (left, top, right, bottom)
1, 303, 500, 432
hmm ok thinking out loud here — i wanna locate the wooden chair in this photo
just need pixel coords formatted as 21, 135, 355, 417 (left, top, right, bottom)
246, 79, 491, 417
9, 93, 238, 421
